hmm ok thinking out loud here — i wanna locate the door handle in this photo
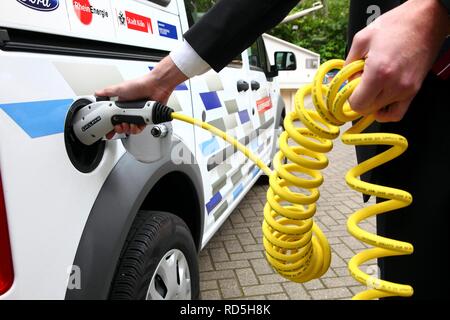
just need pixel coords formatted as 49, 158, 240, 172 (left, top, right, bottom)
237, 80, 249, 92
251, 80, 260, 91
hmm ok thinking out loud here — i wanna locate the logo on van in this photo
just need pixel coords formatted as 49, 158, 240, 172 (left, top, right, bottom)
17, 0, 59, 12
158, 21, 178, 40
118, 11, 153, 34
118, 11, 126, 26
73, 0, 109, 25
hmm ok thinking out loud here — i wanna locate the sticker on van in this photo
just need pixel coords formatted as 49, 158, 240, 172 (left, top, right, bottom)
158, 21, 177, 40
73, 0, 109, 25
123, 11, 153, 34
17, 0, 60, 12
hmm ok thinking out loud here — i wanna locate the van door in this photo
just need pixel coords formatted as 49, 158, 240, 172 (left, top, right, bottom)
182, 2, 277, 245
246, 38, 277, 169
190, 53, 258, 241
190, 43, 279, 245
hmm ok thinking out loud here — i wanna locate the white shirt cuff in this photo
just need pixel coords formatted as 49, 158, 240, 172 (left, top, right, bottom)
170, 40, 212, 78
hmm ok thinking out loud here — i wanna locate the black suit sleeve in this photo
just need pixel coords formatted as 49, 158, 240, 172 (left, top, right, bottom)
184, 0, 299, 72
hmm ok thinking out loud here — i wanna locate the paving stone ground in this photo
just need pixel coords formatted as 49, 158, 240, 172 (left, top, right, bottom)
199, 123, 377, 300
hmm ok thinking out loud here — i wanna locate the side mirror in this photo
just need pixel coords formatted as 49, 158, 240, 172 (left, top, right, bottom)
274, 51, 297, 71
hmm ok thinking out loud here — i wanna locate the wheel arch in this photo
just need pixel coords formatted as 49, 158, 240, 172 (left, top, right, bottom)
139, 171, 203, 252
65, 140, 204, 300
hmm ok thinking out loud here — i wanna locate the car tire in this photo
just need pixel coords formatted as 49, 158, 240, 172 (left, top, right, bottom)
109, 211, 199, 300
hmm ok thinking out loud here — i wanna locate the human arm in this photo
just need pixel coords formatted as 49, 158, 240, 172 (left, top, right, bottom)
96, 0, 300, 136
183, 0, 299, 72
345, 0, 450, 122
96, 55, 188, 137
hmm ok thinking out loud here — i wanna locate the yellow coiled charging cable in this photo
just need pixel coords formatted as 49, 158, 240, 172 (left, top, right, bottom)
171, 59, 413, 299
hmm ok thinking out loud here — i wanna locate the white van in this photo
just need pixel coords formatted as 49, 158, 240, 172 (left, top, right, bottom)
0, 0, 294, 299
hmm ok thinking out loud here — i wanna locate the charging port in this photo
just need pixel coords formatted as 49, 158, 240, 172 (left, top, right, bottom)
64, 98, 105, 173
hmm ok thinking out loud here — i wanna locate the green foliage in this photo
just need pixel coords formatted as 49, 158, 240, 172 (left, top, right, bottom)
268, 0, 349, 62
189, 0, 216, 12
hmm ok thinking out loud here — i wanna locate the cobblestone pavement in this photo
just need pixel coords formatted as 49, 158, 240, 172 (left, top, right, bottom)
199, 124, 377, 300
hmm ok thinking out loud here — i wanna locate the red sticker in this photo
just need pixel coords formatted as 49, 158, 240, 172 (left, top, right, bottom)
256, 96, 272, 113
73, 0, 92, 25
125, 11, 153, 34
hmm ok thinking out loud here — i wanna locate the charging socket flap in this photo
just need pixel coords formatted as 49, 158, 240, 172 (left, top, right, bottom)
121, 123, 173, 163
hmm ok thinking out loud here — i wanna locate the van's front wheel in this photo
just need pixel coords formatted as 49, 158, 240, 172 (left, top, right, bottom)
109, 211, 199, 300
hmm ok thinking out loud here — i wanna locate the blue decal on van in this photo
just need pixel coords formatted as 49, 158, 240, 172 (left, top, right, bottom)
17, 0, 60, 12
175, 83, 188, 91
250, 138, 258, 151
200, 92, 222, 110
238, 110, 250, 124
200, 136, 220, 156
158, 21, 178, 40
232, 183, 244, 200
0, 99, 73, 138
206, 192, 222, 214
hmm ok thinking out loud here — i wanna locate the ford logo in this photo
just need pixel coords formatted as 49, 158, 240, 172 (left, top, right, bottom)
17, 0, 60, 12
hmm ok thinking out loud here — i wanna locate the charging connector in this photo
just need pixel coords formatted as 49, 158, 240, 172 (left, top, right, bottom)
65, 97, 174, 171
70, 98, 174, 146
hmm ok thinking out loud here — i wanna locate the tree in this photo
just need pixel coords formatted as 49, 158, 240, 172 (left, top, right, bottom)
268, 0, 349, 62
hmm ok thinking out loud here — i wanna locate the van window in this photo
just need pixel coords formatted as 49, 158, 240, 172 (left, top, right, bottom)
248, 38, 270, 72
184, 0, 217, 27
248, 42, 260, 69
229, 54, 243, 67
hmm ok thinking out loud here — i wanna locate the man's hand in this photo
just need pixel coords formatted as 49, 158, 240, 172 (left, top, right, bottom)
95, 56, 188, 138
346, 0, 450, 122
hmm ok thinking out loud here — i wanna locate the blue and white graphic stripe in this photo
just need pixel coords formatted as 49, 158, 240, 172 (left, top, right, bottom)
0, 99, 73, 138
